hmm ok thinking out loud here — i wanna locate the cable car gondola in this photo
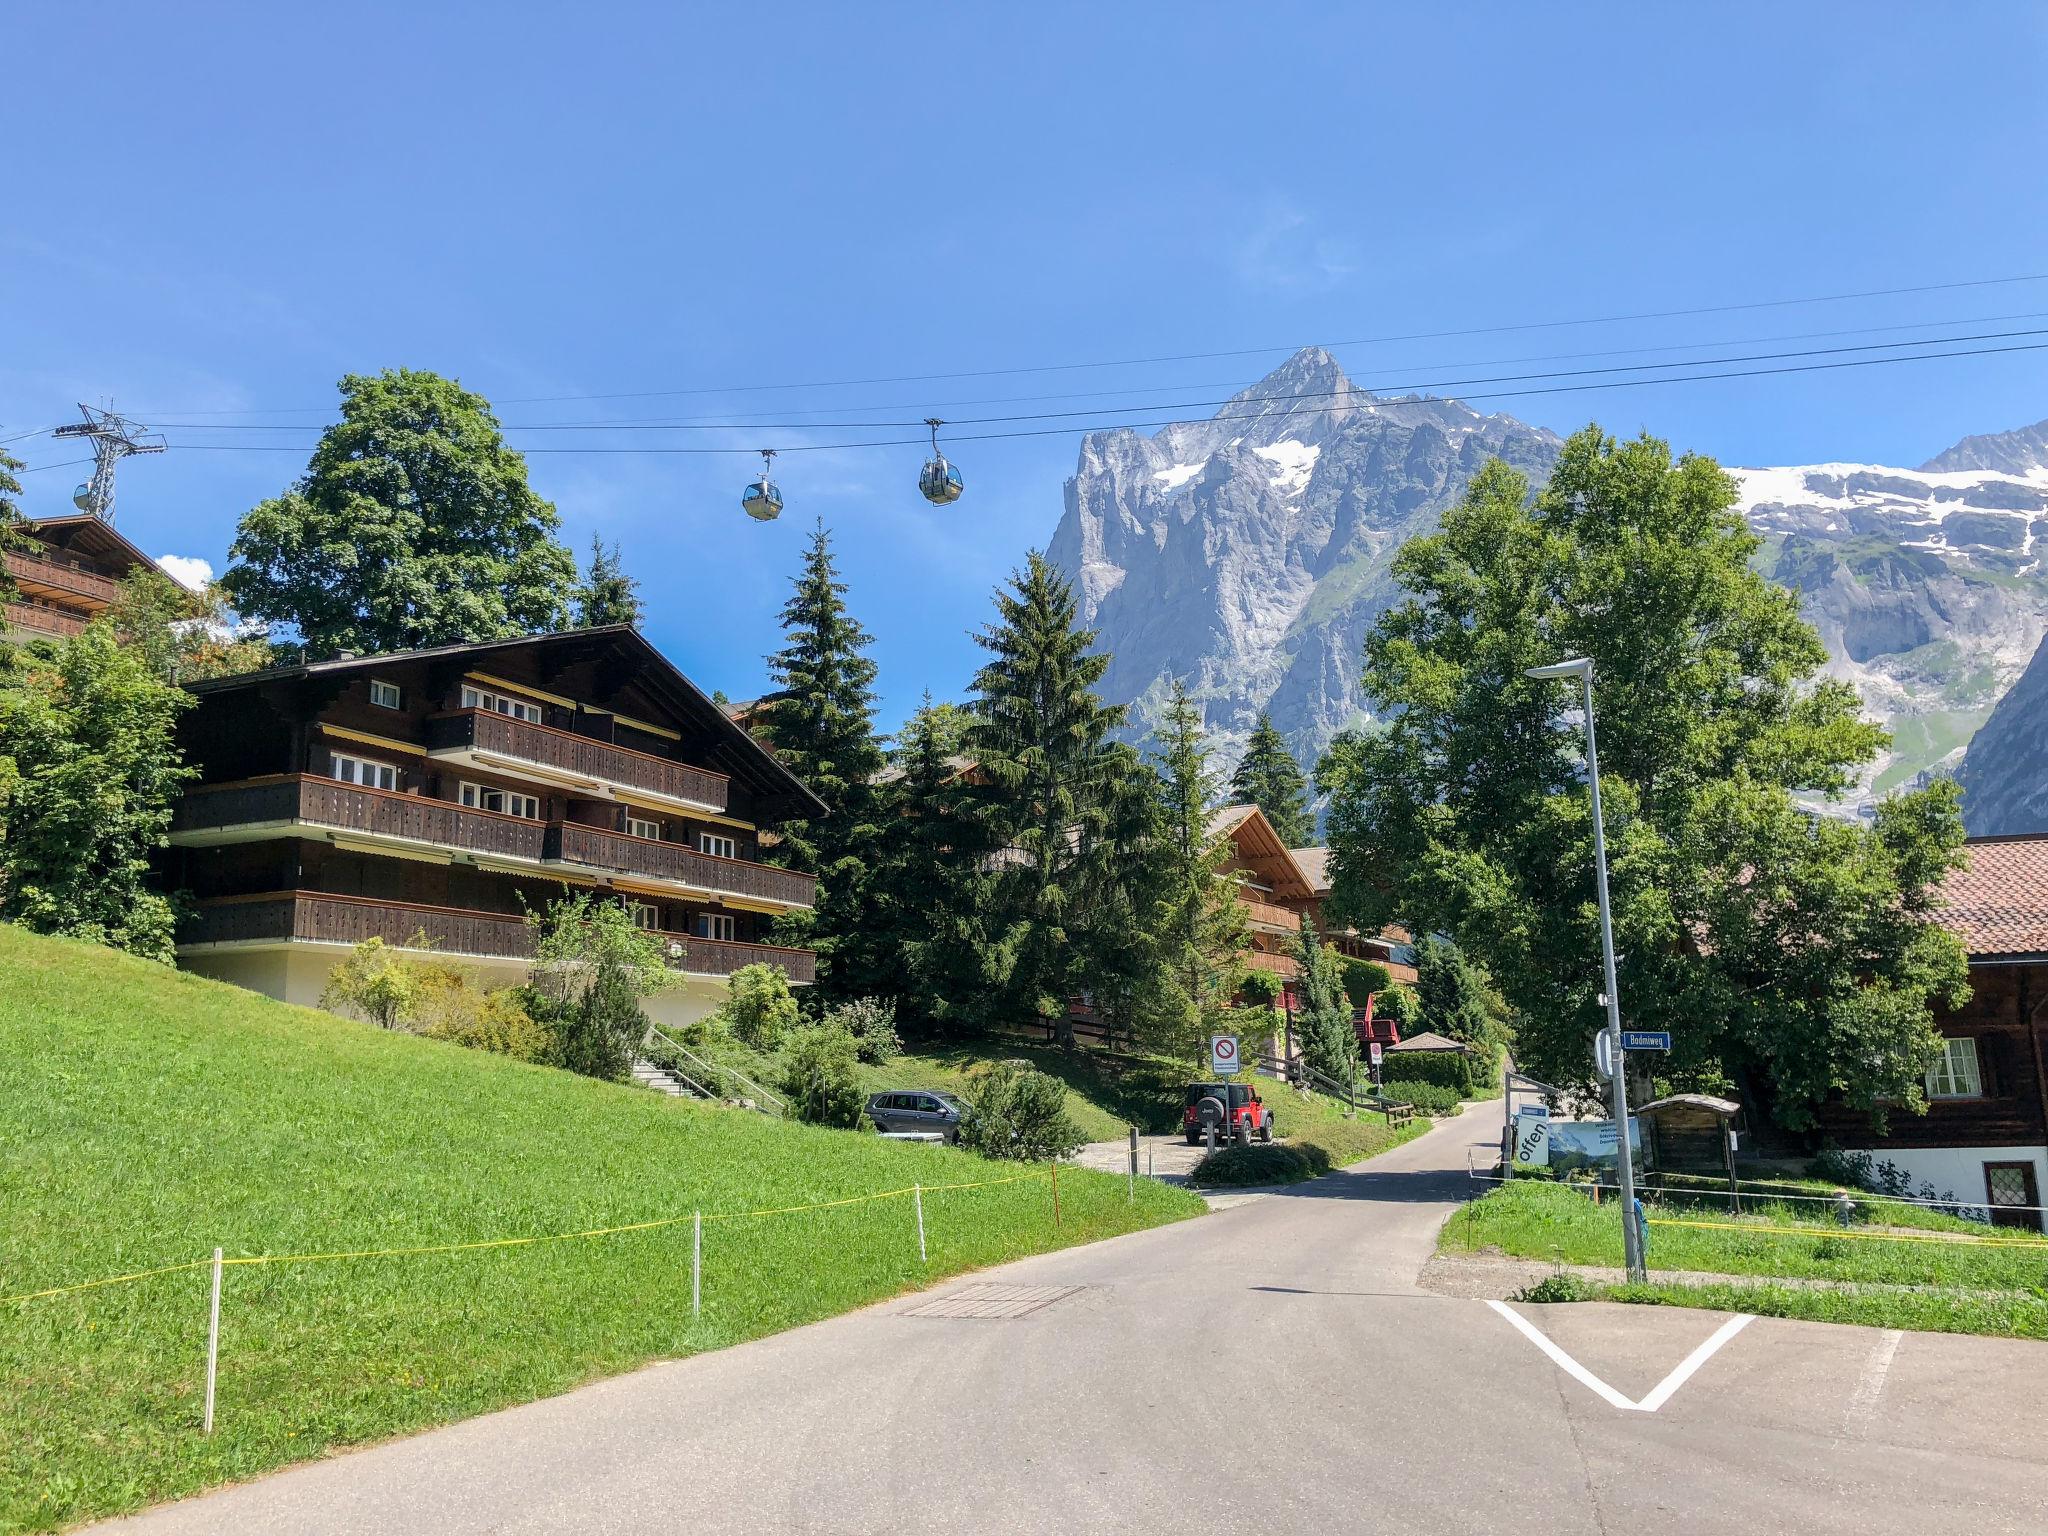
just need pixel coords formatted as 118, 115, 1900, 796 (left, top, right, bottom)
742, 449, 783, 522
918, 417, 964, 506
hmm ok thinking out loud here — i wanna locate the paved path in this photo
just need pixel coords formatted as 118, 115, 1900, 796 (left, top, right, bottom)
98, 1109, 2048, 1535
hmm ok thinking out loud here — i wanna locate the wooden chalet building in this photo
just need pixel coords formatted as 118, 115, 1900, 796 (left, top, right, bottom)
4, 514, 181, 641
166, 626, 826, 1029
1813, 833, 2048, 1229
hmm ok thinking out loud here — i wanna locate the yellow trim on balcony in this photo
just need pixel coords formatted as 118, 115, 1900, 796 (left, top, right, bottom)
465, 671, 574, 709
318, 724, 428, 757
613, 713, 681, 741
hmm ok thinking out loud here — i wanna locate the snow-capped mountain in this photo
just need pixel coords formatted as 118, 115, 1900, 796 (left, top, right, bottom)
1047, 350, 2048, 817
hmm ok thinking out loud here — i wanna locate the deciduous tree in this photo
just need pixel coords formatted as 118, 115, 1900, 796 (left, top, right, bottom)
1318, 426, 1969, 1127
223, 369, 578, 657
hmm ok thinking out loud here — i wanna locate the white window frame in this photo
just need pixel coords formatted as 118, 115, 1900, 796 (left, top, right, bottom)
1925, 1037, 1983, 1100
700, 832, 738, 860
331, 752, 398, 792
626, 815, 661, 841
626, 901, 660, 932
460, 683, 544, 724
459, 781, 539, 820
368, 679, 403, 710
696, 912, 735, 942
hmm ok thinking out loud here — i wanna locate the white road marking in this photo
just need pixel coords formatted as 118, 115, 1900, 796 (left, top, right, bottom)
1844, 1328, 1905, 1430
1486, 1300, 1754, 1413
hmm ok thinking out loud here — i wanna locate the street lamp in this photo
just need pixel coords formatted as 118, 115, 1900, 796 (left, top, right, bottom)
1526, 656, 1645, 1281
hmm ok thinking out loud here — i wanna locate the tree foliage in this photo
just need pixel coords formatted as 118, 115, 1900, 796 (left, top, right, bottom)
1229, 712, 1312, 847
223, 369, 578, 657
780, 1022, 867, 1128
719, 962, 801, 1050
1317, 426, 1969, 1128
319, 935, 422, 1030
575, 536, 643, 628
959, 1061, 1086, 1161
524, 893, 667, 1081
0, 445, 31, 601
1289, 916, 1358, 1085
758, 521, 888, 1002
1135, 680, 1248, 1065
104, 572, 280, 683
0, 623, 194, 961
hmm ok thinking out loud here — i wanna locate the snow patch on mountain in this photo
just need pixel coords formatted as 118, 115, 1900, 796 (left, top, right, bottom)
1252, 439, 1319, 496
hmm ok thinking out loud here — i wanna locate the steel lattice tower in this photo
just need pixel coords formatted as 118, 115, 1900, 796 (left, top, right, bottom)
51, 404, 165, 523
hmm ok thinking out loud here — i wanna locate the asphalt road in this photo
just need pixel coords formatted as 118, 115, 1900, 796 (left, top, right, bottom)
97, 1109, 2048, 1535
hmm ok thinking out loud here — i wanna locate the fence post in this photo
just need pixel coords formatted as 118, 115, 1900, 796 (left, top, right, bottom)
692, 1211, 702, 1319
914, 1183, 928, 1264
1051, 1161, 1061, 1230
202, 1246, 223, 1435
1127, 1126, 1138, 1204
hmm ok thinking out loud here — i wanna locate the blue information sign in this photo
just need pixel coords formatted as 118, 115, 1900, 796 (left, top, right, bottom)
1621, 1030, 1672, 1052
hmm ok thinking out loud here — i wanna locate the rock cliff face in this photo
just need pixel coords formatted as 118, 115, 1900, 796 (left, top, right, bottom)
1957, 632, 2048, 834
1046, 349, 2048, 818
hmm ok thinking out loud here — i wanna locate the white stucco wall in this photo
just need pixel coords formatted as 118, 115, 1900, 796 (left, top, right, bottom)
179, 944, 728, 1034
1840, 1143, 2048, 1229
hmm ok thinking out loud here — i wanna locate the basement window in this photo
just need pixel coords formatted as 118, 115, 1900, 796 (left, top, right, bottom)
1925, 1037, 1983, 1100
369, 679, 402, 710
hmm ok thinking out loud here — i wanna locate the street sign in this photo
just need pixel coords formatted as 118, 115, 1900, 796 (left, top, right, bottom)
1512, 1104, 1550, 1167
1368, 1041, 1383, 1067
1209, 1034, 1240, 1075
1621, 1031, 1672, 1052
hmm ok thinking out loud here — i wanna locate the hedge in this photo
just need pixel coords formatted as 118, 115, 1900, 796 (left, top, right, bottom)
1379, 1047, 1480, 1095
1378, 1079, 1464, 1116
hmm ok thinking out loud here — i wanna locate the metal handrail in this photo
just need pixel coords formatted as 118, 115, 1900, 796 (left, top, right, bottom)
646, 1028, 786, 1117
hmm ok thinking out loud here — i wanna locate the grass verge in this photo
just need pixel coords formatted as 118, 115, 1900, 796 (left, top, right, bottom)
1591, 1278, 2048, 1340
0, 927, 1201, 1533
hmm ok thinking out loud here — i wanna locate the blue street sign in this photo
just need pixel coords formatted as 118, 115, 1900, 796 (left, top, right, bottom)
1621, 1030, 1672, 1052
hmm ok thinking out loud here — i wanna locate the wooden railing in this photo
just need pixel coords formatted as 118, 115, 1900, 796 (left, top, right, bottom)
1245, 948, 1300, 980
4, 600, 88, 638
5, 550, 120, 605
182, 890, 816, 982
1243, 898, 1303, 934
174, 776, 548, 860
548, 822, 814, 907
428, 709, 728, 811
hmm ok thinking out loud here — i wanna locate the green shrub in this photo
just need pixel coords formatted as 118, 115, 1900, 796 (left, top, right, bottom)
1517, 1272, 1591, 1304
824, 996, 901, 1064
959, 1061, 1085, 1162
1378, 1079, 1464, 1116
1192, 1142, 1332, 1187
721, 963, 800, 1050
1379, 1048, 1480, 1096
1375, 984, 1420, 1033
411, 963, 549, 1062
779, 1024, 866, 1129
1339, 957, 1392, 1007
1239, 969, 1282, 1009
524, 894, 667, 1081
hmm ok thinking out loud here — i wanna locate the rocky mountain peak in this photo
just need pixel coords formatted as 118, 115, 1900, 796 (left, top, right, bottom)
1920, 414, 2048, 476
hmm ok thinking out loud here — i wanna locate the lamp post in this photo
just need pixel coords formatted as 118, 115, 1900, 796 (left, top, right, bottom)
1526, 656, 1645, 1282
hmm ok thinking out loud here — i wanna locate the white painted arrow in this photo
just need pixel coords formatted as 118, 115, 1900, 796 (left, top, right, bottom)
1487, 1299, 1753, 1412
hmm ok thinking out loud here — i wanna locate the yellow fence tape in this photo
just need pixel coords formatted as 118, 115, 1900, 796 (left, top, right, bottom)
1648, 1215, 2048, 1249
2, 1168, 1053, 1307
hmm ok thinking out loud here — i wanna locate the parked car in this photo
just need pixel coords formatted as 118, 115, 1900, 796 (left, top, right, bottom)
867, 1089, 966, 1142
1183, 1081, 1273, 1146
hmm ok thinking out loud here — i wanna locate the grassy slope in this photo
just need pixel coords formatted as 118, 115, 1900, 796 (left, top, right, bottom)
0, 929, 1200, 1533
1443, 1180, 2048, 1338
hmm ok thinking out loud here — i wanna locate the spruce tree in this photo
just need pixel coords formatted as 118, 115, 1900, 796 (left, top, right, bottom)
1230, 712, 1312, 847
576, 536, 642, 627
760, 520, 886, 1002
1139, 680, 1248, 1066
0, 444, 32, 601
965, 551, 1130, 1045
1290, 914, 1359, 1086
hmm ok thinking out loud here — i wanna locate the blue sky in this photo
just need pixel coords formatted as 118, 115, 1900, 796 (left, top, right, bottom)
4, 4, 2046, 730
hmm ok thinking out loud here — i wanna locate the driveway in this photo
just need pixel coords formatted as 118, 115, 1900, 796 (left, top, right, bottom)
97, 1108, 2048, 1535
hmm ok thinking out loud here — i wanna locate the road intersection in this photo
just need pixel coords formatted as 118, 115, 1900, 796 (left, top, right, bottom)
97, 1109, 2048, 1534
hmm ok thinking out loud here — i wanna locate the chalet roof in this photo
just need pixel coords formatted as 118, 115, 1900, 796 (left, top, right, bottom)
184, 625, 828, 820
25, 514, 180, 585
1210, 803, 1315, 901
1386, 1030, 1471, 1054
1935, 834, 2048, 960
1292, 846, 1333, 895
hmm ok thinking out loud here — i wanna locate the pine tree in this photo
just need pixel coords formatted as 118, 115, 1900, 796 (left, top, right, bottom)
760, 520, 886, 1002
1138, 681, 1249, 1067
1290, 914, 1359, 1086
1229, 712, 1312, 847
0, 444, 33, 602
576, 536, 642, 627
966, 552, 1131, 1045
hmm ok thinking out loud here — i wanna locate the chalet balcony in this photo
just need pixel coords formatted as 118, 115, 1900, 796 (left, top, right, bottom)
181, 891, 816, 983
4, 600, 89, 639
1245, 949, 1301, 981
427, 708, 729, 813
5, 550, 121, 607
546, 822, 815, 908
1243, 897, 1303, 935
172, 775, 548, 862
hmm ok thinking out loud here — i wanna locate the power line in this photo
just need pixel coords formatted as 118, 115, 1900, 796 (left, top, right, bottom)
146, 324, 2048, 438
149, 335, 2048, 458
132, 269, 2048, 417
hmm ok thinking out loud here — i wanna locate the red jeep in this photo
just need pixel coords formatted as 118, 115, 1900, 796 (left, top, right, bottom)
1183, 1081, 1273, 1146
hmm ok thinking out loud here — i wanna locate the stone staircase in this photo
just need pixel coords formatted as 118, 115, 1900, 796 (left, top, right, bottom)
630, 1057, 704, 1099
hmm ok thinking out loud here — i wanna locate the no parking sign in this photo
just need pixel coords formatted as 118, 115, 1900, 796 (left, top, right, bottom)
1209, 1034, 1240, 1075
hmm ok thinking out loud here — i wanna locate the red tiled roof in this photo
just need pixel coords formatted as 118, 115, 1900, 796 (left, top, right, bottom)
1936, 835, 2048, 958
